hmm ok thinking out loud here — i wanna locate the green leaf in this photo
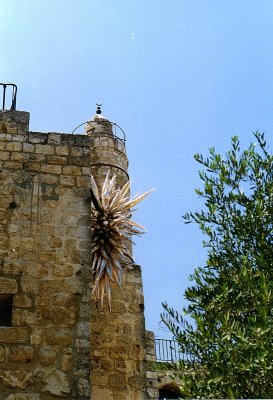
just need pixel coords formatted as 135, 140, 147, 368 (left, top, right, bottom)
161, 132, 273, 399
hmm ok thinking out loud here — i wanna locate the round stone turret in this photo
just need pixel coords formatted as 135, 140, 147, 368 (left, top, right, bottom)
87, 106, 128, 189
85, 106, 113, 136
87, 107, 148, 400
85, 114, 113, 136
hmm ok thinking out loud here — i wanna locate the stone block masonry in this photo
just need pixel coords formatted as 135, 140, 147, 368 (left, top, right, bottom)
0, 110, 91, 399
0, 110, 156, 400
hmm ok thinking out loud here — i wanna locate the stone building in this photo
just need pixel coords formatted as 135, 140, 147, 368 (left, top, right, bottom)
0, 107, 159, 400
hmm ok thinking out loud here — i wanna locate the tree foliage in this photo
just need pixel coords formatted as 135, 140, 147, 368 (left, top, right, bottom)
162, 132, 273, 398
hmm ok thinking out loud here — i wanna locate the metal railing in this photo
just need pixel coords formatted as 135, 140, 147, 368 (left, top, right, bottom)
0, 83, 17, 110
71, 120, 126, 143
155, 339, 194, 363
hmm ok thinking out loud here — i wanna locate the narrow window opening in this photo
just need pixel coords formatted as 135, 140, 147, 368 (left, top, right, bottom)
0, 294, 13, 326
9, 201, 17, 210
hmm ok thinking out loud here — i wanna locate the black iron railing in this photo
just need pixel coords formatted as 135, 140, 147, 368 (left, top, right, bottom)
0, 83, 17, 111
155, 339, 194, 363
71, 120, 126, 143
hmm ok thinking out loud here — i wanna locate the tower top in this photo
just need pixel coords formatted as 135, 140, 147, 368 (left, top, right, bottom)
85, 104, 113, 136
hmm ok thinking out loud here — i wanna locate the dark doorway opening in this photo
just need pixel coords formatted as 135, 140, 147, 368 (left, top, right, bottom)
159, 387, 181, 399
0, 294, 13, 326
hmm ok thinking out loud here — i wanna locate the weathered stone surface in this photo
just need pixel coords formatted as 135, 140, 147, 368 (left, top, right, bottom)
109, 346, 128, 360
13, 294, 32, 308
128, 373, 147, 389
91, 388, 114, 400
52, 264, 73, 277
11, 309, 21, 326
0, 346, 6, 362
75, 338, 89, 353
48, 236, 62, 249
45, 327, 73, 346
107, 373, 127, 389
41, 164, 62, 174
101, 358, 114, 371
23, 142, 35, 152
79, 303, 91, 319
90, 372, 108, 387
115, 359, 126, 372
38, 346, 57, 366
26, 263, 48, 279
112, 391, 131, 400
20, 310, 42, 325
0, 277, 18, 293
48, 133, 62, 145
78, 378, 90, 397
39, 278, 82, 294
9, 345, 34, 363
35, 144, 55, 154
1, 370, 33, 388
147, 387, 159, 398
6, 142, 22, 152
55, 145, 69, 155
20, 276, 39, 293
61, 353, 73, 371
30, 328, 43, 345
5, 395, 41, 400
60, 175, 77, 186
76, 321, 90, 338
0, 327, 28, 344
71, 147, 83, 157
63, 165, 82, 175
42, 370, 70, 397
41, 305, 76, 324
0, 151, 10, 160
37, 292, 73, 307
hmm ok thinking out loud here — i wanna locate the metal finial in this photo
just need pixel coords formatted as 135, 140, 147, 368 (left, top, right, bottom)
96, 103, 102, 114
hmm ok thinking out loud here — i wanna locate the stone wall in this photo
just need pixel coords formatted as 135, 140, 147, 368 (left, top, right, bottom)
145, 331, 159, 399
0, 110, 153, 400
0, 110, 92, 399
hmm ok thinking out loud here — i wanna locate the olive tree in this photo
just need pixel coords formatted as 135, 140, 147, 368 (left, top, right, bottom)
162, 132, 273, 399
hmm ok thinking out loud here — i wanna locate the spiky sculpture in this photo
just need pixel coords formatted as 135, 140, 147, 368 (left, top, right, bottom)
90, 170, 153, 308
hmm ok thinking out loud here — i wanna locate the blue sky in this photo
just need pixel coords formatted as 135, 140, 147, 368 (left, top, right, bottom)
2, 0, 273, 338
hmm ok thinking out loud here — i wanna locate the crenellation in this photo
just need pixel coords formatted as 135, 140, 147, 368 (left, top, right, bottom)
47, 133, 62, 145
11, 134, 29, 142
28, 133, 47, 144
